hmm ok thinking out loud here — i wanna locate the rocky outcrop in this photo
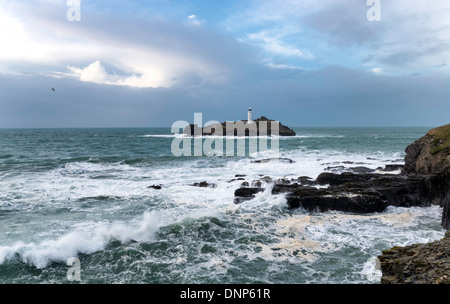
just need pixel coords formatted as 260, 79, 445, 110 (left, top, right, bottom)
402, 124, 450, 229
403, 124, 450, 175
378, 124, 450, 284
269, 172, 435, 213
378, 231, 450, 284
184, 116, 296, 137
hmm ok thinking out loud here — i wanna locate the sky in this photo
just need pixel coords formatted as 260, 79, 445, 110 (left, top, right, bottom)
0, 0, 449, 128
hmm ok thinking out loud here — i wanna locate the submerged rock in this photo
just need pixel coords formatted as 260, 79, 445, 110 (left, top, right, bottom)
251, 157, 295, 164
191, 181, 217, 188
148, 185, 162, 190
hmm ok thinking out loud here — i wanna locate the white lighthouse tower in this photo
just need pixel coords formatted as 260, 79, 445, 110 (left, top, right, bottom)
247, 107, 254, 124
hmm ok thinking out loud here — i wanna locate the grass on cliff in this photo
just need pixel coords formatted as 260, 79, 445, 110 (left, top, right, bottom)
429, 124, 450, 155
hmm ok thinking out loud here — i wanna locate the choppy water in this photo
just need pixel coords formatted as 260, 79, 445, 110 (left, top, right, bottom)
0, 127, 445, 283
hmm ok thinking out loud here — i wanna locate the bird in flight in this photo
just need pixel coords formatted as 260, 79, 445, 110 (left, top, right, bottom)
51, 88, 55, 92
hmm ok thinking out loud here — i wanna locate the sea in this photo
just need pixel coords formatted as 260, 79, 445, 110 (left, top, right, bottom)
0, 127, 446, 284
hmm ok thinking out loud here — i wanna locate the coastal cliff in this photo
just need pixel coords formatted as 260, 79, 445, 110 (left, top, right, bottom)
402, 124, 450, 228
378, 124, 450, 284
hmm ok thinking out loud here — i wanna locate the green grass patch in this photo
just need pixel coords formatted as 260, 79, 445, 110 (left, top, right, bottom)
429, 124, 450, 155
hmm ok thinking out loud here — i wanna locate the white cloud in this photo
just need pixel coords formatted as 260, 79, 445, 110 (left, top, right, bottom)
246, 30, 314, 59
187, 14, 203, 26
266, 63, 304, 70
370, 67, 383, 75
0, 2, 230, 88
67, 61, 167, 88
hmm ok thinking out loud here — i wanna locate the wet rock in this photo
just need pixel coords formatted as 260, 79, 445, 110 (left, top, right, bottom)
251, 157, 295, 164
382, 164, 404, 172
241, 181, 249, 187
379, 231, 450, 284
228, 177, 245, 182
234, 187, 264, 204
260, 176, 273, 183
251, 180, 262, 187
272, 171, 436, 213
272, 184, 387, 213
148, 185, 162, 190
296, 176, 316, 186
348, 166, 376, 174
274, 178, 291, 185
324, 165, 346, 172
316, 172, 371, 186
191, 181, 217, 188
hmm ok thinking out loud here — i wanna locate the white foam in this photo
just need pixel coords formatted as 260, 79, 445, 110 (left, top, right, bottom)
0, 211, 161, 268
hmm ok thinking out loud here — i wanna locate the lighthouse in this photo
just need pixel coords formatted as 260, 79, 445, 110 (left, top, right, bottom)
247, 107, 254, 124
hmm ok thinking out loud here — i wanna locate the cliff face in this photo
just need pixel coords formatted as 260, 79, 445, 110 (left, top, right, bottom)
379, 124, 450, 284
403, 124, 450, 175
402, 124, 450, 229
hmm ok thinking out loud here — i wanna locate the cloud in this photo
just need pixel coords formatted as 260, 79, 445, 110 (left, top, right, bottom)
0, 1, 245, 88
301, 0, 450, 73
370, 67, 383, 75
246, 30, 314, 59
66, 60, 168, 88
187, 14, 203, 26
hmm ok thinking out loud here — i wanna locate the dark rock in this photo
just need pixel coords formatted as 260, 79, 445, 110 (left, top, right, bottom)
349, 166, 376, 174
191, 181, 217, 188
234, 187, 264, 204
228, 178, 245, 182
148, 185, 162, 190
274, 178, 291, 185
383, 164, 404, 172
297, 176, 316, 186
241, 181, 249, 187
260, 176, 273, 183
271, 171, 437, 213
251, 180, 262, 187
235, 174, 246, 178
324, 165, 346, 172
378, 231, 450, 284
251, 157, 295, 164
316, 172, 371, 186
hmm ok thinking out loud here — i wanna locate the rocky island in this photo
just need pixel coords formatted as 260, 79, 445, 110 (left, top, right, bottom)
183, 109, 296, 136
